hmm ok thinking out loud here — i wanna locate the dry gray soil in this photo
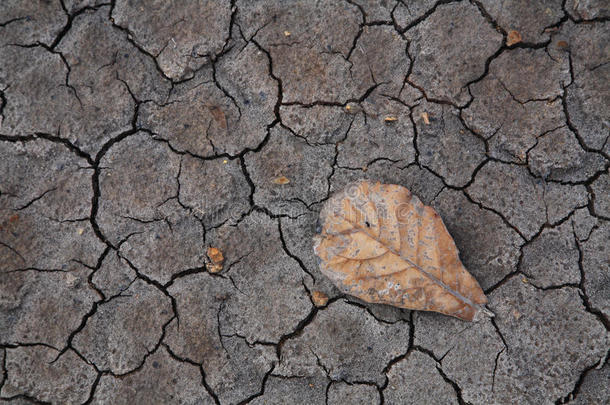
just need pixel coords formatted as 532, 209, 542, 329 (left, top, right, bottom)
0, 1, 608, 404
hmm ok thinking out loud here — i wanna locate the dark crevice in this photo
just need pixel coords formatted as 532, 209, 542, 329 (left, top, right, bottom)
490, 317, 509, 353
220, 0, 238, 55
461, 36, 556, 110
408, 103, 421, 165
335, 156, 404, 172
0, 393, 51, 404
277, 219, 315, 283
555, 350, 608, 404
163, 266, 207, 289
572, 224, 610, 330
379, 311, 414, 402
344, 0, 366, 59
236, 363, 275, 405
0, 87, 6, 121
482, 202, 586, 296
85, 246, 112, 301
49, 251, 181, 379
37, 131, 94, 163
250, 37, 283, 120
461, 189, 528, 241
381, 338, 412, 375
5, 267, 67, 274
0, 347, 6, 396
412, 346, 468, 405
2, 41, 84, 109
527, 282, 580, 291
239, 156, 256, 208
211, 59, 242, 120
311, 115, 355, 208
484, 270, 521, 295
163, 344, 221, 405
310, 349, 332, 380
108, 2, 174, 83
0, 241, 25, 264
586, 177, 610, 222
49, 2, 111, 50
0, 131, 93, 165
417, 145, 490, 190
343, 299, 410, 325
0, 342, 60, 351
324, 379, 332, 405
219, 332, 277, 350
470, 0, 507, 37
52, 297, 101, 363
216, 302, 231, 355
275, 304, 319, 361
400, 0, 462, 33
81, 370, 102, 405
435, 363, 468, 405
495, 76, 561, 106
280, 81, 384, 109
89, 98, 142, 248
404, 50, 463, 108
491, 347, 505, 393
118, 255, 180, 327
560, 50, 609, 164
42, 246, 112, 364
0, 17, 27, 28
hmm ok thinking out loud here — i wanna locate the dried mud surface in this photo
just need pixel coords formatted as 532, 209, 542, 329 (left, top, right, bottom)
0, 1, 608, 404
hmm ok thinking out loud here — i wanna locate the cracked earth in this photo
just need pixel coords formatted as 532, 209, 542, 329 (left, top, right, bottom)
0, 0, 608, 404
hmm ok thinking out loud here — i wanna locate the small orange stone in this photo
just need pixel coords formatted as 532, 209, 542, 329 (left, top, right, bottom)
421, 112, 430, 125
311, 290, 329, 307
208, 264, 223, 273
506, 30, 522, 46
207, 247, 224, 265
273, 176, 291, 185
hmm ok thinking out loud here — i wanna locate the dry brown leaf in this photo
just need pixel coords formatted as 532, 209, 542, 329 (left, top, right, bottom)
313, 181, 488, 321
506, 30, 522, 46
